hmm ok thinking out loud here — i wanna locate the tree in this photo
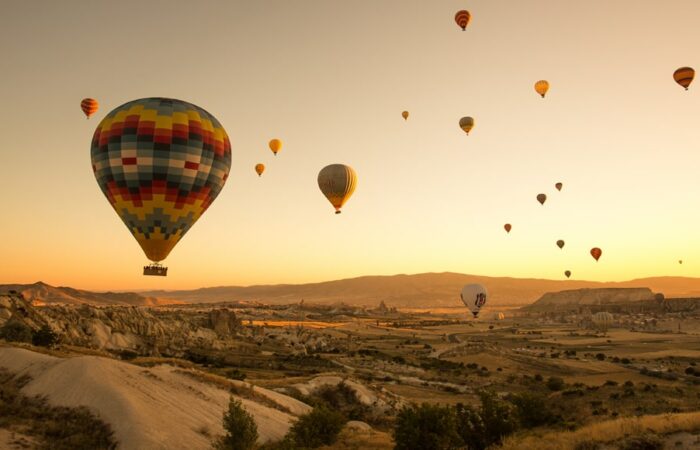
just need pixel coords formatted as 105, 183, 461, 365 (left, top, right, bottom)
477, 391, 518, 447
217, 397, 258, 450
455, 403, 487, 450
32, 325, 58, 347
546, 376, 565, 391
0, 320, 33, 343
509, 392, 558, 428
394, 403, 462, 450
290, 406, 346, 448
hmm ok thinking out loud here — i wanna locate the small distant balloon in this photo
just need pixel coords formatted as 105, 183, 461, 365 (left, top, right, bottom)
460, 283, 487, 318
591, 247, 602, 261
534, 80, 549, 98
679, 260, 683, 264
269, 139, 282, 156
556, 240, 565, 249
255, 163, 265, 177
564, 270, 571, 279
455, 10, 471, 31
402, 111, 409, 120
673, 67, 695, 90
555, 182, 563, 191
504, 223, 512, 233
318, 164, 357, 214
537, 193, 547, 205
459, 116, 475, 135
81, 98, 99, 119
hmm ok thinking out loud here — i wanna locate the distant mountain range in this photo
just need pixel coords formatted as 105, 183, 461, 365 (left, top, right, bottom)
3, 273, 700, 308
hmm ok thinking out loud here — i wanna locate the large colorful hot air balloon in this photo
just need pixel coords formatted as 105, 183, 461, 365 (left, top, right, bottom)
592, 311, 614, 332
673, 67, 694, 90
81, 98, 99, 119
459, 116, 475, 135
504, 223, 512, 233
534, 80, 549, 98
318, 164, 357, 214
90, 98, 232, 275
460, 284, 488, 318
269, 139, 282, 156
402, 111, 409, 120
556, 240, 565, 249
555, 182, 563, 191
590, 247, 602, 261
537, 193, 547, 205
455, 10, 471, 31
255, 163, 265, 177
564, 270, 571, 279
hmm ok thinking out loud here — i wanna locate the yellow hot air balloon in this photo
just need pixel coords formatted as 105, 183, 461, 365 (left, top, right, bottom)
318, 164, 357, 214
673, 67, 694, 90
255, 163, 265, 177
534, 80, 549, 98
402, 111, 409, 120
269, 139, 282, 156
459, 116, 474, 135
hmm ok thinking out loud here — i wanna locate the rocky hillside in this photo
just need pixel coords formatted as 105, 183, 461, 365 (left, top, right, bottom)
522, 288, 660, 312
0, 282, 175, 306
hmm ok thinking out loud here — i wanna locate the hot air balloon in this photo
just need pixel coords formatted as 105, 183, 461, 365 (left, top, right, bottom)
679, 260, 683, 265
496, 312, 505, 320
555, 182, 563, 191
592, 312, 614, 332
455, 10, 471, 31
402, 111, 409, 120
537, 194, 547, 205
81, 98, 99, 119
459, 116, 475, 135
564, 270, 571, 279
673, 67, 695, 90
318, 164, 357, 214
255, 163, 265, 177
534, 80, 549, 98
504, 223, 512, 233
269, 139, 282, 156
460, 284, 488, 318
90, 98, 232, 276
590, 247, 602, 261
556, 240, 565, 249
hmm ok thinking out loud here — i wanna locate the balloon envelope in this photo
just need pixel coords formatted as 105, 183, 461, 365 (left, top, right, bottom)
318, 164, 357, 214
460, 284, 488, 318
504, 223, 512, 233
564, 270, 571, 278
269, 139, 282, 155
459, 116, 475, 135
90, 98, 232, 263
591, 247, 602, 261
555, 182, 563, 191
592, 312, 614, 330
454, 10, 471, 30
556, 239, 565, 249
673, 67, 695, 90
402, 111, 409, 120
537, 193, 547, 205
255, 163, 265, 177
81, 98, 99, 119
534, 80, 549, 98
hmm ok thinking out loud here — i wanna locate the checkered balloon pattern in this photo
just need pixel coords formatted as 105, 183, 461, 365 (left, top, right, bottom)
90, 98, 231, 262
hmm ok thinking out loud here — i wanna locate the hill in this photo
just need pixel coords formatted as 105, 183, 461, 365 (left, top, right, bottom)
0, 282, 177, 306
143, 273, 700, 308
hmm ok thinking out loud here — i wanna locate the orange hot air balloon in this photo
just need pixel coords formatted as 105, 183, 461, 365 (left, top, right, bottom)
534, 80, 549, 98
504, 223, 512, 233
255, 163, 265, 177
402, 111, 409, 120
564, 270, 571, 279
269, 139, 282, 156
80, 98, 99, 119
673, 67, 694, 90
556, 239, 565, 249
537, 193, 547, 205
590, 247, 602, 261
455, 10, 471, 31
555, 182, 563, 191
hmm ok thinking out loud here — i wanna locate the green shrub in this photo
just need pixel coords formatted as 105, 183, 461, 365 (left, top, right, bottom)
478, 391, 518, 445
616, 434, 663, 450
217, 397, 258, 450
394, 403, 461, 450
290, 406, 345, 448
546, 376, 565, 391
510, 392, 558, 428
32, 325, 58, 347
455, 402, 486, 450
0, 320, 33, 343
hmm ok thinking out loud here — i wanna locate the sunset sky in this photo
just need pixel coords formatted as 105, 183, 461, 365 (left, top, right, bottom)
1, 1, 699, 290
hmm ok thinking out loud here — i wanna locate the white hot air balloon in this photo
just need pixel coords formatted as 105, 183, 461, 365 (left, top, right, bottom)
592, 312, 614, 332
460, 284, 488, 318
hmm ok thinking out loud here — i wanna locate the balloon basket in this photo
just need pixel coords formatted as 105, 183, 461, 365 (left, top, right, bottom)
144, 264, 168, 276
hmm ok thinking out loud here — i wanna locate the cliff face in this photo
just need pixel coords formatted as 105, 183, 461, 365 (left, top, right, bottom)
524, 288, 658, 312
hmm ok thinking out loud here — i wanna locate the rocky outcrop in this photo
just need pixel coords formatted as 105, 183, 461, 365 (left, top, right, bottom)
523, 288, 659, 312
207, 308, 240, 336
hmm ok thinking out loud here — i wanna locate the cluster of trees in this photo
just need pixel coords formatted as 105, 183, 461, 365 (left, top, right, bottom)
0, 321, 58, 347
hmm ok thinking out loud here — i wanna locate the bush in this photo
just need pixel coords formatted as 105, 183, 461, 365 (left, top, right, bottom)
313, 382, 370, 422
290, 406, 345, 448
510, 392, 558, 428
32, 325, 58, 347
0, 320, 33, 343
394, 403, 461, 450
595, 353, 606, 361
478, 391, 518, 444
546, 376, 565, 391
455, 403, 486, 450
217, 397, 258, 450
616, 434, 663, 450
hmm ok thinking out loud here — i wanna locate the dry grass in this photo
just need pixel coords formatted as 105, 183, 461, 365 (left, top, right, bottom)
318, 427, 394, 450
500, 411, 700, 450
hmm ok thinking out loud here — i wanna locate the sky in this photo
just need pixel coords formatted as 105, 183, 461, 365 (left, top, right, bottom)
1, 0, 699, 290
